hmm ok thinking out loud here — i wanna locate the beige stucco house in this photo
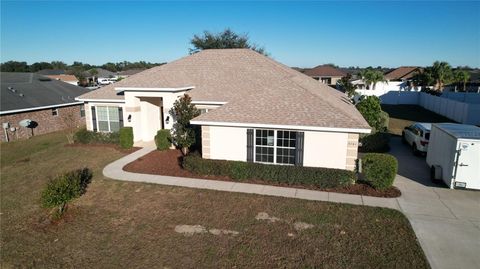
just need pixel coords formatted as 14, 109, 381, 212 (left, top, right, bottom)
76, 49, 370, 171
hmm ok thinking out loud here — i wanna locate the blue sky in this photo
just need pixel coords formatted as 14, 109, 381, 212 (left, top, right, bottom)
1, 1, 479, 68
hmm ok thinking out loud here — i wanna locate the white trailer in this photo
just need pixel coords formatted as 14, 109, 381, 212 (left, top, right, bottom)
427, 123, 480, 190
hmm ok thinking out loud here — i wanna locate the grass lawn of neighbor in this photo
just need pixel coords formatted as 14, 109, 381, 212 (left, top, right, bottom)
1, 131, 429, 268
382, 104, 454, 135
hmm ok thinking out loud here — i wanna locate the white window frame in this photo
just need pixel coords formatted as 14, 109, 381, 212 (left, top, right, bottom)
253, 129, 296, 165
95, 106, 119, 133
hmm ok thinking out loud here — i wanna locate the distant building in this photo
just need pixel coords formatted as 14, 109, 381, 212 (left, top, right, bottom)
303, 65, 347, 87
45, 74, 79, 85
354, 66, 422, 97
0, 72, 90, 142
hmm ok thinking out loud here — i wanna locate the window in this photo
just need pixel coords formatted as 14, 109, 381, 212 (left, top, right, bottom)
254, 129, 297, 165
199, 109, 208, 114
321, 77, 332, 84
96, 106, 120, 132
276, 131, 296, 164
80, 105, 85, 117
52, 108, 58, 116
255, 130, 274, 163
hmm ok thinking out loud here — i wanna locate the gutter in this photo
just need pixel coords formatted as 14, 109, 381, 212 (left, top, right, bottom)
0, 102, 83, 115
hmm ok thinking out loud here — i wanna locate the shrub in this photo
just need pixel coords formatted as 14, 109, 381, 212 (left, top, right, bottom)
356, 96, 383, 132
119, 127, 134, 149
73, 128, 120, 145
155, 129, 172, 150
41, 168, 93, 218
359, 132, 390, 153
379, 111, 389, 132
182, 156, 355, 188
361, 153, 397, 190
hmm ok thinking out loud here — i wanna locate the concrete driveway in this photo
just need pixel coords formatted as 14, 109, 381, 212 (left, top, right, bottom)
390, 137, 480, 269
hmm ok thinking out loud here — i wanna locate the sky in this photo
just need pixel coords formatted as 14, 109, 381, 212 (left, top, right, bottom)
1, 1, 479, 68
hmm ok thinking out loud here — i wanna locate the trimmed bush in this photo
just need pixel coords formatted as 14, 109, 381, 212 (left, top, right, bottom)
41, 168, 93, 218
360, 132, 390, 153
155, 129, 172, 150
73, 128, 120, 145
362, 153, 397, 190
182, 156, 355, 188
119, 127, 134, 149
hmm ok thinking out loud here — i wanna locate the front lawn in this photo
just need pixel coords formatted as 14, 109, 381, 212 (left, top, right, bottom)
382, 104, 454, 135
1, 132, 429, 268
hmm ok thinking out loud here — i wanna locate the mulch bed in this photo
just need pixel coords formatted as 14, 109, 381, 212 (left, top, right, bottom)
65, 143, 141, 154
123, 149, 401, 198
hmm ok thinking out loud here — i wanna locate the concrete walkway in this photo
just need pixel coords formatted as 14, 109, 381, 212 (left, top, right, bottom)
104, 139, 480, 269
104, 142, 401, 210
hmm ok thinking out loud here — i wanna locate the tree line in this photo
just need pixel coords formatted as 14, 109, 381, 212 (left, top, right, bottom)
0, 60, 165, 73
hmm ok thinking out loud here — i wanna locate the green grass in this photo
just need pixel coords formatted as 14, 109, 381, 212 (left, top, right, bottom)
382, 104, 454, 135
1, 132, 430, 268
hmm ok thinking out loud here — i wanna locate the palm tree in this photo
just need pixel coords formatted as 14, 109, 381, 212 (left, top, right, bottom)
453, 69, 470, 92
411, 68, 434, 90
431, 61, 453, 91
358, 69, 387, 90
337, 74, 356, 98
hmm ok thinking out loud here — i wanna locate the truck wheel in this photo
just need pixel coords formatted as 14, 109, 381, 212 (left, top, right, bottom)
412, 144, 419, 156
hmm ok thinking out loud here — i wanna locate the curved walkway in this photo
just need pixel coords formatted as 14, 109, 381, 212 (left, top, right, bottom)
103, 142, 401, 210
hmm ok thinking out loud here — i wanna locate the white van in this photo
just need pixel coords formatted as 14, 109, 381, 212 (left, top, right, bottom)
427, 123, 480, 190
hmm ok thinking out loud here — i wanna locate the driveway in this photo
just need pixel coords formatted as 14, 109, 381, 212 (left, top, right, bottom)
390, 137, 480, 269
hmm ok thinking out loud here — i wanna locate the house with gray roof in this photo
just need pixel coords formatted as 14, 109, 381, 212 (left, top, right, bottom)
77, 49, 370, 170
0, 72, 90, 141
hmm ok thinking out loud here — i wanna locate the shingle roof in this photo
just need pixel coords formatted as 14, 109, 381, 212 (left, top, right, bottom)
303, 65, 347, 77
385, 66, 420, 80
1, 72, 90, 113
36, 69, 66, 75
78, 49, 370, 130
118, 69, 145, 76
46, 74, 78, 82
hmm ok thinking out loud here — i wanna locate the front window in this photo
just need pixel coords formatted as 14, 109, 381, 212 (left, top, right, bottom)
255, 129, 297, 165
96, 106, 120, 132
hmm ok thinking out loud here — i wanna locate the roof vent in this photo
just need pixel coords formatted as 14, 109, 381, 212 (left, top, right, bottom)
19, 93, 25, 97
38, 77, 51, 81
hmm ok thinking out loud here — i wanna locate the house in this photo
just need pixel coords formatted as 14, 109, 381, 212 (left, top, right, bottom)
117, 69, 145, 79
354, 66, 422, 97
36, 69, 66, 76
44, 74, 79, 85
76, 49, 370, 170
84, 68, 118, 85
303, 65, 347, 87
0, 72, 90, 142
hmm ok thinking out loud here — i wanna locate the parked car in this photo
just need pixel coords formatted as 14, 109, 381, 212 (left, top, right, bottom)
402, 122, 431, 155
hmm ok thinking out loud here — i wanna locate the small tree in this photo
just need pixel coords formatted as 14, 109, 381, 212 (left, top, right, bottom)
337, 74, 356, 98
190, 28, 267, 55
356, 96, 384, 132
453, 69, 470, 92
431, 61, 453, 91
41, 168, 92, 218
358, 69, 387, 90
62, 110, 78, 144
169, 94, 200, 155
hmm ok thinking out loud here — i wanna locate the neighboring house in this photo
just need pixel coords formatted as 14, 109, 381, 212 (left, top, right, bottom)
45, 74, 79, 85
84, 68, 118, 85
76, 49, 370, 171
117, 69, 145, 79
0, 72, 89, 142
354, 66, 422, 97
303, 65, 347, 87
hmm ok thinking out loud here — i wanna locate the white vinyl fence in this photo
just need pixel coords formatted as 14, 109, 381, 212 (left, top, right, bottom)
372, 91, 480, 125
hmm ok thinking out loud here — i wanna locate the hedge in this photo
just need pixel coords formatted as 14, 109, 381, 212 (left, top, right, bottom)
155, 129, 172, 150
359, 132, 390, 153
362, 153, 398, 190
182, 155, 355, 188
73, 128, 120, 144
119, 127, 134, 149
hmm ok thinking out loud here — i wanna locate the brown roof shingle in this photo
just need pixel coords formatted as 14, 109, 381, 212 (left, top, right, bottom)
303, 65, 347, 77
78, 49, 369, 130
385, 66, 420, 80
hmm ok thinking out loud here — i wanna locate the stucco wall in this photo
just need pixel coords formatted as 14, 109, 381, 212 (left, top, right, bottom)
0, 104, 85, 142
208, 126, 247, 162
303, 131, 349, 169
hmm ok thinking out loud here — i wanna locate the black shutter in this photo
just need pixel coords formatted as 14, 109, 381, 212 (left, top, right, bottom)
118, 107, 124, 128
247, 129, 254, 162
91, 106, 97, 132
295, 132, 304, 166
